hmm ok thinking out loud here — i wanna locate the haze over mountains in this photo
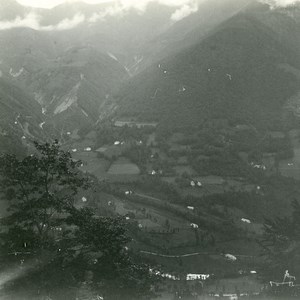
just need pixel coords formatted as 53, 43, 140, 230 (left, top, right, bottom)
116, 1, 300, 129
2, 2, 300, 298
0, 0, 300, 153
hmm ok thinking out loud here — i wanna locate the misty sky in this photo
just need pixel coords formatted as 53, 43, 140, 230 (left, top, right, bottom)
0, 0, 297, 32
16, 0, 199, 9
0, 0, 199, 31
15, 0, 300, 9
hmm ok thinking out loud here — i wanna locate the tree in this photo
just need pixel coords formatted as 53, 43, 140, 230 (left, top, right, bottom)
165, 219, 170, 229
31, 207, 157, 300
0, 140, 89, 250
0, 141, 158, 299
259, 200, 300, 283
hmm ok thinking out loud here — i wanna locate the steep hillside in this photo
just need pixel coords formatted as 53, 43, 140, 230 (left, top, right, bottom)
115, 11, 300, 130
138, 0, 255, 72
0, 78, 43, 155
54, 2, 175, 75
0, 37, 129, 138
22, 46, 128, 133
2, 0, 300, 140
0, 0, 177, 139
246, 2, 300, 54
0, 27, 58, 79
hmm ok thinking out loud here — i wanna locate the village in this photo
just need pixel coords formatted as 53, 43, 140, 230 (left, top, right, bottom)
50, 118, 300, 299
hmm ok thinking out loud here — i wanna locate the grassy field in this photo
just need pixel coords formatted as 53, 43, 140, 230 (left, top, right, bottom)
174, 165, 197, 176
107, 157, 140, 175
278, 129, 300, 179
61, 129, 297, 297
0, 199, 9, 218
109, 190, 262, 280
67, 135, 141, 181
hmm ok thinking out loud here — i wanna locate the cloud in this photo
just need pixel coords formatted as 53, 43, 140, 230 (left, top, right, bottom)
17, 0, 199, 17
17, 0, 66, 9
171, 3, 198, 21
5, 0, 199, 31
17, 0, 198, 9
157, 0, 198, 7
89, 0, 198, 22
89, 4, 126, 22
0, 13, 85, 31
261, 0, 300, 6
47, 13, 85, 30
0, 13, 41, 30
88, 1, 160, 22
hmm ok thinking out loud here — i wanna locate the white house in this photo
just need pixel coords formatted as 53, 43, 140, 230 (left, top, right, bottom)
162, 274, 179, 281
225, 254, 237, 261
190, 223, 199, 229
241, 218, 251, 224
187, 206, 195, 210
253, 164, 266, 170
226, 73, 232, 80
186, 274, 210, 281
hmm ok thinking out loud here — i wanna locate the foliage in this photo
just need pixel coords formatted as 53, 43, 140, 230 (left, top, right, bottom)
0, 141, 157, 299
191, 150, 251, 177
0, 140, 89, 249
137, 176, 181, 202
259, 200, 300, 282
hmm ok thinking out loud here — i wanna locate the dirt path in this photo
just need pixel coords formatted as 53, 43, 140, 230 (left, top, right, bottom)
134, 192, 163, 202
140, 250, 255, 259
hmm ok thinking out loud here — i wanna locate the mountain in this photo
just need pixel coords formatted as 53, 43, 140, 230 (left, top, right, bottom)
28, 46, 129, 132
0, 0, 28, 20
0, 0, 177, 139
0, 78, 43, 155
136, 0, 255, 72
1, 43, 129, 132
1, 0, 300, 142
0, 0, 176, 73
114, 3, 300, 130
47, 1, 176, 75
247, 2, 300, 54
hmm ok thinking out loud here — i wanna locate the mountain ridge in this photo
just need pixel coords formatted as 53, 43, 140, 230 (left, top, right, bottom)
114, 9, 300, 130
